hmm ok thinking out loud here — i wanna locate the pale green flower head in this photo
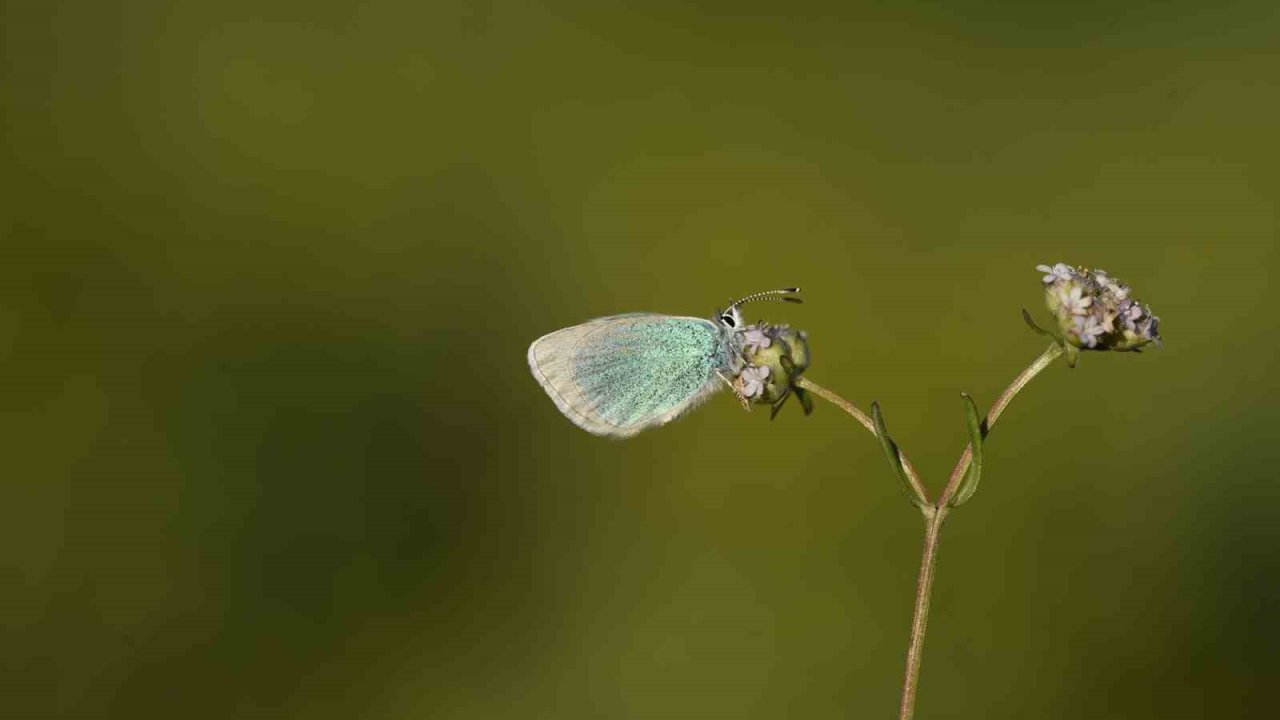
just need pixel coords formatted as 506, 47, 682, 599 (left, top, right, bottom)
734, 322, 811, 409
1037, 263, 1161, 351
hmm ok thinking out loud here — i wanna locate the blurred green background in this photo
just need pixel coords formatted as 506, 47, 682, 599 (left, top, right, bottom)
3, 1, 1278, 718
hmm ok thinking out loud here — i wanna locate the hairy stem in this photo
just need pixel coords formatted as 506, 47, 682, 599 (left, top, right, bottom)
899, 505, 946, 720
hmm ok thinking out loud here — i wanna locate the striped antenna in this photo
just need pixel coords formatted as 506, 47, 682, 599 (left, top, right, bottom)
727, 287, 802, 310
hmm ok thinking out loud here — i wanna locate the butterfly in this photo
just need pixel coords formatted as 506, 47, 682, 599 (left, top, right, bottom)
527, 288, 801, 437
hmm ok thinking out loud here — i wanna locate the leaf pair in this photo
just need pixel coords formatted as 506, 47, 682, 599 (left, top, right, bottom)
872, 394, 986, 510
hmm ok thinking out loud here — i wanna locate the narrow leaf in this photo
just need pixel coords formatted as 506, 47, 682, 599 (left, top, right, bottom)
769, 392, 789, 420
951, 393, 985, 507
794, 387, 814, 416
1022, 308, 1056, 338
872, 402, 928, 509
779, 356, 795, 374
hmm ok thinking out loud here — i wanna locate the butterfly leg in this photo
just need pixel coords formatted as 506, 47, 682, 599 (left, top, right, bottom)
716, 370, 751, 412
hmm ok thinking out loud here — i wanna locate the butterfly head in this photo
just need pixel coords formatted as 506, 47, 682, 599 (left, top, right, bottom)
717, 306, 746, 331
715, 287, 801, 334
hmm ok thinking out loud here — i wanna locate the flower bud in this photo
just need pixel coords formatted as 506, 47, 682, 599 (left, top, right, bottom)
733, 323, 811, 407
1036, 263, 1161, 351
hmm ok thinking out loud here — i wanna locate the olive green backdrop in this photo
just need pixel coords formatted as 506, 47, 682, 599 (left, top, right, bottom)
3, 1, 1277, 718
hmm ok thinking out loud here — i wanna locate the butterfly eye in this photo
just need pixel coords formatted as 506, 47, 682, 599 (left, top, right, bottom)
720, 314, 736, 328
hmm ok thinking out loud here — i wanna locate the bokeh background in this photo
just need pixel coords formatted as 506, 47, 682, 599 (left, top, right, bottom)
4, 1, 1278, 718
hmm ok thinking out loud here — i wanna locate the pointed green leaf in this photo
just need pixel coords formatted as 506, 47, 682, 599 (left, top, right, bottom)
769, 391, 789, 420
1064, 343, 1080, 368
1022, 308, 1058, 339
794, 387, 814, 416
951, 393, 985, 507
872, 402, 928, 509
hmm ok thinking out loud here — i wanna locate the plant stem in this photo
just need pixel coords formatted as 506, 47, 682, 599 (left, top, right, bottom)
793, 376, 929, 508
796, 341, 1065, 720
897, 342, 1063, 720
937, 342, 1064, 507
899, 505, 946, 720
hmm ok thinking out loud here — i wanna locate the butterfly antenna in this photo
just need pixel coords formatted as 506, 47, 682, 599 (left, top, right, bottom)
727, 287, 803, 310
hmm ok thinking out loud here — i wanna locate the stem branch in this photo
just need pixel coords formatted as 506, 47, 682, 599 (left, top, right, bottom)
793, 376, 930, 510
796, 341, 1065, 720
937, 342, 1064, 507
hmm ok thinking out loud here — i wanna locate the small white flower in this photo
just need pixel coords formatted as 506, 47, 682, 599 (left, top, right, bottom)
1119, 300, 1143, 332
1055, 285, 1093, 315
1036, 263, 1074, 284
1099, 310, 1117, 334
1072, 315, 1106, 347
741, 326, 772, 354
738, 365, 770, 398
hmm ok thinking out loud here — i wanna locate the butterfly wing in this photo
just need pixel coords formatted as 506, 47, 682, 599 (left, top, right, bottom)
527, 314, 728, 437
